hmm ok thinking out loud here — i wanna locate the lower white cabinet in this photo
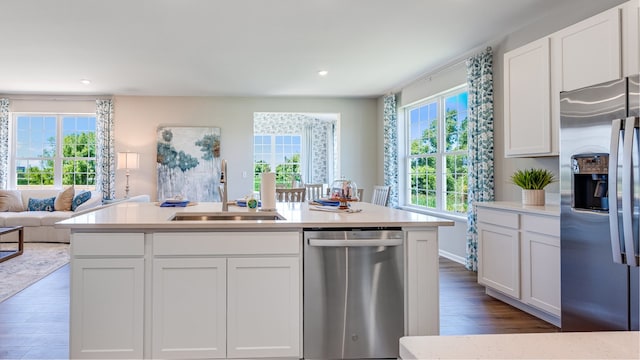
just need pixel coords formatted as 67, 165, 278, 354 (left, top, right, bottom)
227, 257, 300, 358
476, 205, 560, 324
151, 231, 301, 359
70, 233, 145, 359
152, 258, 227, 359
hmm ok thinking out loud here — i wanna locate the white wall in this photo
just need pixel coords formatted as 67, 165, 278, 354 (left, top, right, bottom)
112, 96, 378, 201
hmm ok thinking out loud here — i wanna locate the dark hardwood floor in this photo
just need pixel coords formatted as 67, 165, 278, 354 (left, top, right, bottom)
0, 257, 558, 359
439, 257, 559, 335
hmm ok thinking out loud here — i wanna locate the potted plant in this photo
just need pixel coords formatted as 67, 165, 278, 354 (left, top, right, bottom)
510, 168, 556, 206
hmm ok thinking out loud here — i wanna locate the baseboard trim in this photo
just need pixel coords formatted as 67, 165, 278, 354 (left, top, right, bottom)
438, 250, 466, 265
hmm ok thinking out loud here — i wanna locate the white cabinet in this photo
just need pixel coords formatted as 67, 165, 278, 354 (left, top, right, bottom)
70, 233, 145, 359
152, 258, 227, 359
551, 7, 622, 92
503, 4, 623, 157
504, 37, 554, 157
477, 208, 520, 298
476, 205, 560, 325
521, 215, 561, 317
151, 232, 301, 359
623, 0, 640, 76
227, 257, 300, 358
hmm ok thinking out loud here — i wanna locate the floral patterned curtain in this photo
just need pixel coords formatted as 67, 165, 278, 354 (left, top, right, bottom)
96, 99, 115, 200
383, 94, 399, 207
465, 47, 495, 271
0, 98, 9, 189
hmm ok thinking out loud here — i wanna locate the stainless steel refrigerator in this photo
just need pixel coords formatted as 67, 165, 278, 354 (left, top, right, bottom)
560, 76, 640, 331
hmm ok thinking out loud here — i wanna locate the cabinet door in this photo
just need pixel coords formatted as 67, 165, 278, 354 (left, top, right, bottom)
152, 258, 227, 359
522, 231, 561, 316
478, 223, 520, 298
622, 0, 640, 76
227, 257, 300, 359
504, 37, 553, 157
70, 258, 144, 359
552, 7, 621, 92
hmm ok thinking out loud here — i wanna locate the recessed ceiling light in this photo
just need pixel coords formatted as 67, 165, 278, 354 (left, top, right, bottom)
318, 70, 328, 77
80, 79, 91, 85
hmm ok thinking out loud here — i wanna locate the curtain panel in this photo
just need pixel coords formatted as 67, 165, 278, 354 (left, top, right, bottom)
96, 99, 115, 200
0, 98, 9, 189
465, 47, 495, 271
383, 94, 399, 208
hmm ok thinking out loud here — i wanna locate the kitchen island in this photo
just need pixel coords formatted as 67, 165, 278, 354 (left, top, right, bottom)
56, 201, 453, 360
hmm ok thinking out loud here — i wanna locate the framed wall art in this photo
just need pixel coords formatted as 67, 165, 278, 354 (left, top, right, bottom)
156, 126, 221, 202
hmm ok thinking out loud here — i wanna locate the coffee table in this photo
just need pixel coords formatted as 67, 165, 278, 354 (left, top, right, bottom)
0, 226, 24, 263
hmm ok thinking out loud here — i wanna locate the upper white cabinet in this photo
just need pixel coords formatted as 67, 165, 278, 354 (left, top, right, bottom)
551, 7, 622, 92
503, 5, 624, 157
504, 37, 553, 157
623, 0, 640, 75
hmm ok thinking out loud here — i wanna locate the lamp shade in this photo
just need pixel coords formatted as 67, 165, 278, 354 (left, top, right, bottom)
117, 152, 140, 170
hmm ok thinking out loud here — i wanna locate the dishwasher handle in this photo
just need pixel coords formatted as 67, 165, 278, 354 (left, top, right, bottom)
308, 238, 403, 247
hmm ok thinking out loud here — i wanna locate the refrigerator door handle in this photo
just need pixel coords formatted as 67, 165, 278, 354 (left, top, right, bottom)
609, 118, 624, 264
622, 117, 638, 266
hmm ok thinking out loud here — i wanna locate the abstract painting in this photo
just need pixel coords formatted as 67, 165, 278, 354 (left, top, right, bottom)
157, 126, 221, 202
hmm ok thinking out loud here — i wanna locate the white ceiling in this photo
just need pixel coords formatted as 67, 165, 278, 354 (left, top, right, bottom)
0, 0, 584, 98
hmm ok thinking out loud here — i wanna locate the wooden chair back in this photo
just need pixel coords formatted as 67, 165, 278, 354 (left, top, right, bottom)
371, 185, 391, 206
304, 184, 324, 201
275, 188, 306, 202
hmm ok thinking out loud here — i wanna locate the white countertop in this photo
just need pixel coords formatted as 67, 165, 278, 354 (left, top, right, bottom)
475, 200, 560, 216
400, 331, 640, 359
56, 201, 454, 230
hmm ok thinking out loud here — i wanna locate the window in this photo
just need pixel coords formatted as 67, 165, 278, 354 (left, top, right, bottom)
405, 86, 468, 214
13, 113, 97, 188
254, 134, 301, 190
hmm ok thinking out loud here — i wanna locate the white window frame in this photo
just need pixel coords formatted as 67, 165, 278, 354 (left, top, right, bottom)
253, 133, 302, 189
11, 112, 97, 189
402, 84, 468, 216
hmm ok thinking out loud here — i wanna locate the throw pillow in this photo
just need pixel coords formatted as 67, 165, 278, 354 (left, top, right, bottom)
54, 186, 74, 211
27, 197, 56, 212
71, 191, 92, 211
0, 190, 24, 212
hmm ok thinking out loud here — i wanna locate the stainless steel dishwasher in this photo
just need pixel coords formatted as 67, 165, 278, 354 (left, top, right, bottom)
303, 228, 404, 360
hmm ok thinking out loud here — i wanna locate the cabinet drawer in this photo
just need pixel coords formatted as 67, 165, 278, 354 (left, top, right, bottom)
477, 208, 519, 229
72, 233, 145, 256
153, 232, 300, 256
522, 214, 560, 237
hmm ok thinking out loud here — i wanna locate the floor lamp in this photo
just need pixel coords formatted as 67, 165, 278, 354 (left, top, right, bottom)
117, 152, 139, 198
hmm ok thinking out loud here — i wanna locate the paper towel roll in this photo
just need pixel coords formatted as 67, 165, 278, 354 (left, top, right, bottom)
260, 172, 276, 211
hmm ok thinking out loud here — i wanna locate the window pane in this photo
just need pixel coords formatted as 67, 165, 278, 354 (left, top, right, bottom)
15, 159, 54, 186
445, 92, 468, 152
408, 156, 436, 209
63, 159, 97, 186
409, 102, 438, 155
444, 154, 468, 213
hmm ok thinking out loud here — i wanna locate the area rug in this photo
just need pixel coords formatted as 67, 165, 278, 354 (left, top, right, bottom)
0, 242, 70, 303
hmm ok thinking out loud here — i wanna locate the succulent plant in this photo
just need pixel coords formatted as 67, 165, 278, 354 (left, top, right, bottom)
510, 168, 556, 190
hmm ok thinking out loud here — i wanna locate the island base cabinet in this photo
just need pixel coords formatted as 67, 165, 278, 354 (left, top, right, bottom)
227, 257, 300, 359
152, 258, 227, 359
70, 258, 144, 359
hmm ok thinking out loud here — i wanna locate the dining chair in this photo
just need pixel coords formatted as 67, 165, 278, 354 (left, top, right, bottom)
371, 185, 391, 207
304, 183, 324, 201
275, 188, 306, 202
356, 188, 364, 201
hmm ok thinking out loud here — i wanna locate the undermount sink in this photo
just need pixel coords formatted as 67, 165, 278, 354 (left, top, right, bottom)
170, 212, 285, 221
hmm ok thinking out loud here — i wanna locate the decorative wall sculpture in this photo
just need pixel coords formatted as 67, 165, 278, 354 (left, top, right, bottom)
156, 126, 221, 202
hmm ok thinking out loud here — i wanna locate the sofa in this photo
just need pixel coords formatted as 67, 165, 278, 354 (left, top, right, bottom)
0, 188, 105, 243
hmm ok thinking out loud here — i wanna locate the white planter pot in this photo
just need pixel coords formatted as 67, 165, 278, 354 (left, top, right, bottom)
522, 189, 545, 206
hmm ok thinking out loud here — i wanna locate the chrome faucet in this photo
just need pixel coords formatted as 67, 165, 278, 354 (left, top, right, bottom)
220, 159, 228, 211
